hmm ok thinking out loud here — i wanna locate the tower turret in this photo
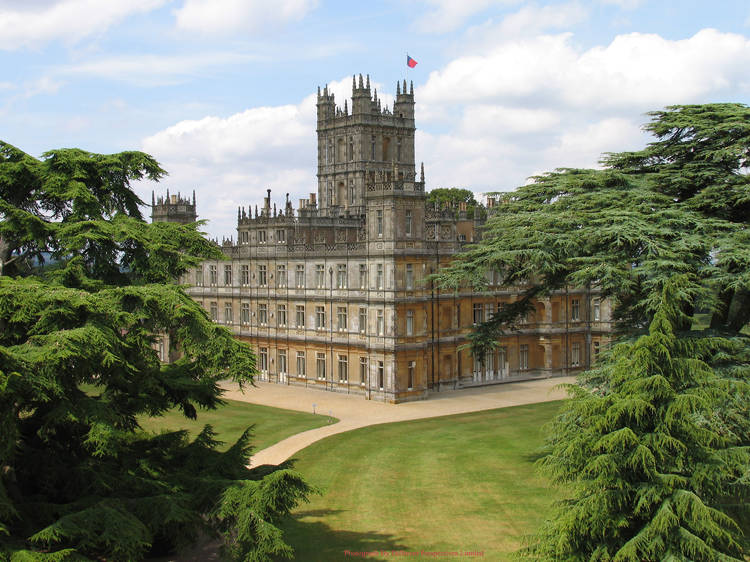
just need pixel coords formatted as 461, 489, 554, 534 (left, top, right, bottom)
151, 190, 198, 224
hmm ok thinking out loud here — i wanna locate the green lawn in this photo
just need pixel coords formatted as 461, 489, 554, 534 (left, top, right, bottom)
139, 398, 334, 452
280, 401, 563, 562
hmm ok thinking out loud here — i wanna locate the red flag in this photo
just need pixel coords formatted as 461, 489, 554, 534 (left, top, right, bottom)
407, 55, 417, 68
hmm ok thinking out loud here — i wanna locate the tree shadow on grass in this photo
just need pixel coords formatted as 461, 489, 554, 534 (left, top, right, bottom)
279, 508, 412, 561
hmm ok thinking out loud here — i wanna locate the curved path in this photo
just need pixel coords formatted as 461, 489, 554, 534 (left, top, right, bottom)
219, 376, 576, 467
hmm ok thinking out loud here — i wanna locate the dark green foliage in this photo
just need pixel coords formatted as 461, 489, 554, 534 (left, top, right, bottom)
431, 105, 750, 558
437, 104, 750, 338
426, 187, 483, 218
522, 278, 750, 560
0, 142, 312, 560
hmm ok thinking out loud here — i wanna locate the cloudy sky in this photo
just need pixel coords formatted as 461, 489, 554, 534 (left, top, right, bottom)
3, 0, 750, 239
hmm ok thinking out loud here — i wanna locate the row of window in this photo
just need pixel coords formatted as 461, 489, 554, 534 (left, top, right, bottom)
469, 341, 600, 376
239, 229, 287, 245
208, 302, 389, 334
324, 135, 404, 164
195, 262, 419, 291
257, 350, 393, 389
470, 298, 602, 324
235, 208, 415, 244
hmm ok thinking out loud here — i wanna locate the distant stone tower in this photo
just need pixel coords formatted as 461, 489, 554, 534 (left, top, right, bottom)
151, 190, 197, 224
316, 74, 418, 217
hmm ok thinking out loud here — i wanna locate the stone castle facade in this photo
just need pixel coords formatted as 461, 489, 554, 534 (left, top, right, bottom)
153, 74, 612, 402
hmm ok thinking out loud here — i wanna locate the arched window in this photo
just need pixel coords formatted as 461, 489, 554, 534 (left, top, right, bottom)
382, 137, 390, 161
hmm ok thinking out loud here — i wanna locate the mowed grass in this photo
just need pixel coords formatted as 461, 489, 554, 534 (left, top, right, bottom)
138, 399, 333, 452
281, 401, 563, 562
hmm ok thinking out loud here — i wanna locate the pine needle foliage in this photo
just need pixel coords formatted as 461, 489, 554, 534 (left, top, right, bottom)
436, 104, 750, 339
429, 105, 750, 557
0, 142, 313, 561
521, 277, 750, 561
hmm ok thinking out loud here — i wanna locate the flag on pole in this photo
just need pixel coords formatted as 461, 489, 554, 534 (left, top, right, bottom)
407, 55, 418, 68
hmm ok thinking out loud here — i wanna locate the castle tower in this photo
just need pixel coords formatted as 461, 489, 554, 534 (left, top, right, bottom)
316, 74, 418, 217
151, 190, 198, 224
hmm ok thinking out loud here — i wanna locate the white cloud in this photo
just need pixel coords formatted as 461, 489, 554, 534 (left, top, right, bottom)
23, 76, 63, 98
415, 0, 521, 34
174, 0, 318, 34
414, 27, 750, 196
465, 1, 587, 44
61, 52, 261, 86
420, 29, 750, 111
140, 92, 318, 239
0, 0, 167, 50
600, 0, 644, 9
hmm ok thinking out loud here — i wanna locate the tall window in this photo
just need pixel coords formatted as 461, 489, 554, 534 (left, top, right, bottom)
498, 346, 507, 375
277, 304, 287, 326
277, 265, 287, 287
396, 137, 402, 161
295, 264, 305, 288
406, 309, 414, 336
405, 210, 412, 236
241, 265, 249, 285
338, 355, 348, 382
278, 350, 287, 374
210, 302, 217, 321
209, 265, 217, 285
276, 229, 286, 243
405, 263, 414, 290
371, 135, 376, 160
337, 306, 347, 331
258, 265, 267, 287
195, 266, 203, 286
519, 344, 529, 370
296, 305, 305, 328
376, 264, 383, 289
376, 210, 383, 236
359, 357, 368, 384
259, 347, 268, 372
315, 264, 325, 288
359, 264, 367, 289
296, 351, 306, 377
315, 306, 325, 330
316, 352, 326, 380
258, 230, 267, 244
377, 310, 384, 335
408, 360, 415, 389
593, 298, 601, 321
378, 361, 384, 389
571, 342, 581, 367
336, 264, 347, 288
473, 354, 482, 380
571, 299, 580, 321
224, 265, 232, 286
258, 304, 267, 325
348, 136, 353, 161
349, 181, 355, 205
473, 303, 483, 325
359, 307, 367, 333
224, 303, 233, 324
241, 303, 250, 325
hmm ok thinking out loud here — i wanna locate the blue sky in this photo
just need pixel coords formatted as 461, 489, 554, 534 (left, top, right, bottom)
2, 0, 750, 238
